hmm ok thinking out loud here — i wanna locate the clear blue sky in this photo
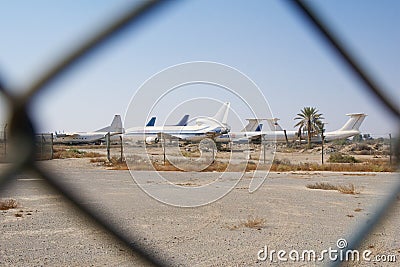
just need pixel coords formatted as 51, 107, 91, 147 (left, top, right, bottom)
0, 0, 399, 136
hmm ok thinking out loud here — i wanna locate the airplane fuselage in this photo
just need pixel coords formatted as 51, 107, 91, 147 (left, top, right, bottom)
216, 129, 361, 143
54, 132, 121, 144
124, 124, 228, 143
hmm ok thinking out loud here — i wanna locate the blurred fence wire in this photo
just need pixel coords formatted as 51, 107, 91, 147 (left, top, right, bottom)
0, 0, 399, 266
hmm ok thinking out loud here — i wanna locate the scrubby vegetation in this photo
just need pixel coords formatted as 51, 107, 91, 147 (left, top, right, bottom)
98, 156, 395, 172
227, 216, 266, 230
306, 182, 359, 195
0, 199, 19, 210
53, 147, 103, 159
270, 157, 394, 172
328, 153, 359, 163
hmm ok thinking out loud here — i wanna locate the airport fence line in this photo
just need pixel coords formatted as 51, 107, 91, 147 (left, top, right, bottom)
0, 1, 399, 267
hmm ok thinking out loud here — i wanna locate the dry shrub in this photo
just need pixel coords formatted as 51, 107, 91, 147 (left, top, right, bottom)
306, 182, 338, 191
150, 160, 228, 172
228, 216, 266, 230
90, 157, 107, 163
328, 153, 359, 163
242, 216, 266, 229
306, 182, 359, 195
204, 161, 228, 172
104, 157, 128, 170
270, 160, 395, 172
53, 148, 103, 159
175, 182, 199, 187
337, 184, 359, 195
0, 199, 18, 210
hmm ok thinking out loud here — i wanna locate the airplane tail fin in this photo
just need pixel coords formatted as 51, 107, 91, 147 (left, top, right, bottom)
146, 117, 156, 127
96, 115, 124, 133
212, 102, 230, 125
338, 113, 367, 131
266, 118, 283, 131
175, 115, 189, 126
241, 118, 264, 132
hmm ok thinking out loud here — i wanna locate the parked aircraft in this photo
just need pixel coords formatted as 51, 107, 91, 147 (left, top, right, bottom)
146, 117, 156, 127
143, 115, 189, 128
124, 102, 231, 144
173, 114, 190, 127
215, 113, 367, 143
54, 115, 124, 145
323, 113, 367, 141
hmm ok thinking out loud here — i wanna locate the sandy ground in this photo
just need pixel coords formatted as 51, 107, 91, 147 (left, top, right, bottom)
0, 158, 399, 266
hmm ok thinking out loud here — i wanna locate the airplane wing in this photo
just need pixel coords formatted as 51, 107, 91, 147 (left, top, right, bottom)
157, 132, 181, 140
157, 131, 223, 142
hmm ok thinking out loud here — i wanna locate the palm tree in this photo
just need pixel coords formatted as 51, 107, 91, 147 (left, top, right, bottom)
294, 107, 324, 148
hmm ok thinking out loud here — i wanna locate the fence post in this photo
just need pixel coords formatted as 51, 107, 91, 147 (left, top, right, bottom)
284, 129, 289, 146
389, 133, 392, 166
4, 124, 7, 158
51, 133, 54, 159
119, 135, 123, 163
163, 134, 166, 165
263, 136, 266, 164
106, 132, 111, 161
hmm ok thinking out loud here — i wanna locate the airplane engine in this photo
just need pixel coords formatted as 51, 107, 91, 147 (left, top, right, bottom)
145, 136, 159, 144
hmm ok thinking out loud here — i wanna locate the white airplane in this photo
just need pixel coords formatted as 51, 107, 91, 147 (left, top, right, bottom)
124, 102, 231, 144
215, 113, 367, 143
323, 113, 367, 142
54, 115, 124, 145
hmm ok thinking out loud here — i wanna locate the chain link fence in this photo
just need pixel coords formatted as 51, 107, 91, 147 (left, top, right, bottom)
0, 1, 399, 266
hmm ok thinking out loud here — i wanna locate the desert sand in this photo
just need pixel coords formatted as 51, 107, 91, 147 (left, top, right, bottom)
0, 158, 399, 266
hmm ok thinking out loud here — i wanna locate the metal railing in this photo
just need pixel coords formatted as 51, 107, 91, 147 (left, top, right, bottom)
0, 1, 398, 266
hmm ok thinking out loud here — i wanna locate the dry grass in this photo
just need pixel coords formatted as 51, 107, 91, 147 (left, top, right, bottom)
106, 159, 396, 172
175, 182, 199, 187
306, 182, 338, 191
337, 183, 359, 194
306, 182, 359, 195
94, 157, 128, 170
89, 157, 107, 163
0, 199, 19, 210
96, 153, 396, 173
228, 216, 266, 230
53, 148, 103, 159
328, 153, 359, 163
127, 160, 230, 172
270, 160, 395, 172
